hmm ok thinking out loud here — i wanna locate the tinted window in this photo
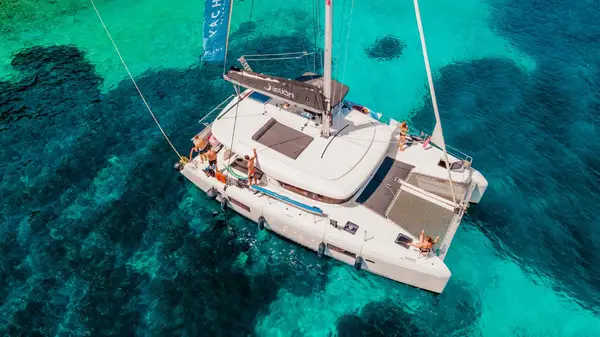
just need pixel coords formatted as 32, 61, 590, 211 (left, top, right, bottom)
279, 181, 353, 204
395, 233, 412, 249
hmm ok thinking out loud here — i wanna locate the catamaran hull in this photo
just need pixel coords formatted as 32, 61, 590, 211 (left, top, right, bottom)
469, 170, 488, 204
181, 165, 451, 293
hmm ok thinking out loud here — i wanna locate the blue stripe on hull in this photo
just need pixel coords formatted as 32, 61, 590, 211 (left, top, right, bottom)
252, 186, 324, 215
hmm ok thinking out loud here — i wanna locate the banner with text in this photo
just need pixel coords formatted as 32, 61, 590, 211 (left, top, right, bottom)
202, 0, 231, 62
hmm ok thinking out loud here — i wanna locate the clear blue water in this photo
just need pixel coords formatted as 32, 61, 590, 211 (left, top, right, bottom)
1, 0, 600, 336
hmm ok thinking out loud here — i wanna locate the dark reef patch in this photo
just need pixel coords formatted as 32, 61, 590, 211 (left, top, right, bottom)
418, 281, 482, 336
335, 301, 425, 337
0, 43, 326, 336
2, 45, 102, 126
365, 35, 406, 61
334, 280, 482, 336
232, 20, 258, 39
410, 56, 600, 313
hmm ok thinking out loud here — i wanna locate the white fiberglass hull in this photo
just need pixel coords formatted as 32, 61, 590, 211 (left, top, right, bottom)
180, 162, 452, 293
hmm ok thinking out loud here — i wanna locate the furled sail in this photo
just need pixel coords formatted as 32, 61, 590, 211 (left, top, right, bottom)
202, 0, 232, 62
224, 68, 349, 114
430, 121, 446, 150
412, 0, 457, 211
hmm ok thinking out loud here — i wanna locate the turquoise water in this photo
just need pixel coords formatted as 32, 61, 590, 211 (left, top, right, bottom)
1, 0, 599, 335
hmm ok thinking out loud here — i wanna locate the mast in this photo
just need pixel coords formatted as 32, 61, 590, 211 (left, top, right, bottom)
412, 0, 457, 205
321, 0, 333, 138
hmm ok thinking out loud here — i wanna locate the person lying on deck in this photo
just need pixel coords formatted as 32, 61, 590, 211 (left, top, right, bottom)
245, 148, 258, 186
189, 135, 208, 163
409, 230, 439, 254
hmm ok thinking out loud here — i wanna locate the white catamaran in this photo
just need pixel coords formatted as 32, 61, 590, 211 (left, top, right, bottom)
177, 0, 488, 293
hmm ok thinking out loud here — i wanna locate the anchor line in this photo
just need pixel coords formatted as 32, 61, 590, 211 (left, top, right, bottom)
89, 0, 184, 160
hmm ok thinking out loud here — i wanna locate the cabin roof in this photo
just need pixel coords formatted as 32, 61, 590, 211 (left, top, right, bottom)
251, 118, 313, 159
210, 92, 392, 200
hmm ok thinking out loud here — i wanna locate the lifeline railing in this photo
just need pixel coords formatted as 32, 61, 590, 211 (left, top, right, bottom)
198, 94, 236, 126
406, 125, 473, 165
402, 123, 475, 184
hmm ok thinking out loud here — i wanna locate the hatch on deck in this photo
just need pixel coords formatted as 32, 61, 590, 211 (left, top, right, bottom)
252, 118, 314, 159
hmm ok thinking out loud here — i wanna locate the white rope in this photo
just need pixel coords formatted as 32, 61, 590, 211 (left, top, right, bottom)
244, 54, 314, 62
314, 0, 324, 72
226, 85, 243, 177
198, 94, 236, 124
223, 0, 235, 74
413, 0, 457, 205
298, 39, 313, 75
243, 51, 309, 57
89, 0, 183, 159
312, 0, 317, 73
336, 0, 355, 104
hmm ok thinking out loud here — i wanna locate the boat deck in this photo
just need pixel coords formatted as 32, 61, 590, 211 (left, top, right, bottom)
387, 187, 456, 244
356, 156, 457, 242
356, 157, 414, 216
209, 93, 393, 200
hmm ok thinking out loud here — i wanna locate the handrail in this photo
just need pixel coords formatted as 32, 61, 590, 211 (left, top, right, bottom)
242, 51, 315, 62
438, 180, 476, 260
242, 51, 310, 58
198, 94, 236, 124
404, 125, 472, 164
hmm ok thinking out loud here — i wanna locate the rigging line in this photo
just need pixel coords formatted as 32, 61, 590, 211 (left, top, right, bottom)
246, 0, 255, 44
222, 0, 235, 74
315, 0, 321, 73
88, 0, 183, 159
198, 94, 236, 124
243, 51, 309, 57
300, 39, 312, 75
321, 124, 349, 158
225, 66, 253, 178
336, 0, 348, 80
312, 0, 317, 72
226, 84, 242, 173
336, 0, 355, 105
217, 112, 266, 120
244, 55, 312, 62
316, 0, 324, 72
413, 0, 457, 205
